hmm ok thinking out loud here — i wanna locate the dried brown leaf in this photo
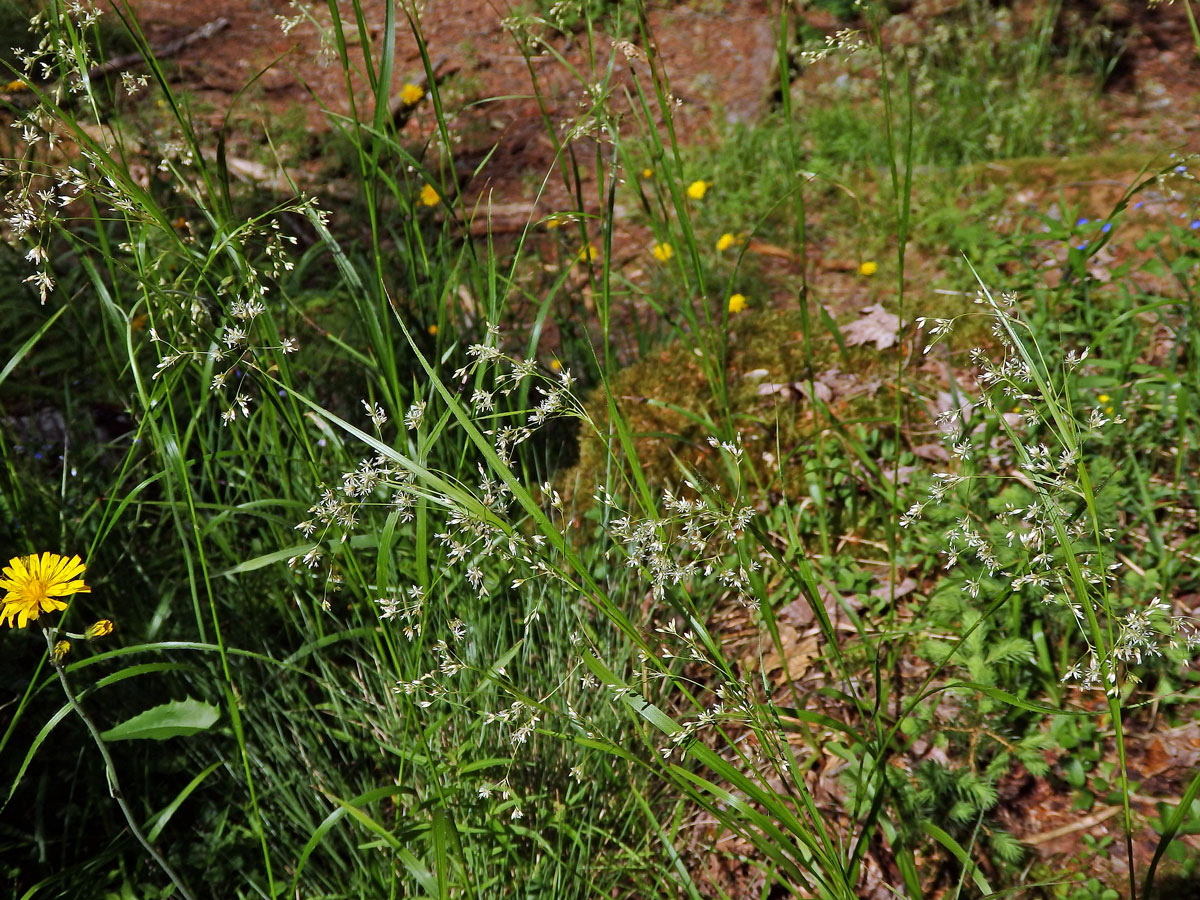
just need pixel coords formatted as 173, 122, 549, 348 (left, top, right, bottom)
841, 303, 902, 350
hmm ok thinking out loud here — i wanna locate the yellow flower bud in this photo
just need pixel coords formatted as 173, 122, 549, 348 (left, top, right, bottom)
86, 619, 114, 640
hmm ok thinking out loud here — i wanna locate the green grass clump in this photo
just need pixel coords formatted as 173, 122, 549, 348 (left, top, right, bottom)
2, 0, 1200, 898
793, 0, 1111, 170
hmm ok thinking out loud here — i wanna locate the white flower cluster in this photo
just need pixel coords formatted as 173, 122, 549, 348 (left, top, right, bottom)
798, 28, 867, 66
452, 325, 580, 464
906, 280, 1196, 694
607, 485, 758, 609
0, 6, 307, 418
375, 585, 425, 641
292, 325, 592, 742
483, 699, 541, 748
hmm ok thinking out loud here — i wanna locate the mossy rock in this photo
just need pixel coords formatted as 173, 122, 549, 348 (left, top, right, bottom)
559, 304, 914, 509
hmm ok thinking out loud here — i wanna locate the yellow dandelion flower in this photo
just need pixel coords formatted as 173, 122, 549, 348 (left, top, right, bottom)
651, 242, 673, 262
1098, 394, 1110, 404
419, 184, 440, 207
427, 324, 439, 336
577, 242, 599, 263
859, 260, 878, 276
53, 640, 71, 662
399, 82, 424, 105
85, 618, 114, 640
727, 293, 747, 314
641, 168, 654, 179
0, 553, 91, 629
686, 180, 709, 200
716, 232, 739, 252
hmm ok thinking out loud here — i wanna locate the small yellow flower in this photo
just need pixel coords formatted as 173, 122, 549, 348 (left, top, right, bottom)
4, 79, 26, 93
399, 82, 424, 106
545, 214, 567, 229
419, 184, 440, 207
859, 261, 878, 276
1098, 394, 1111, 404
727, 293, 747, 314
577, 242, 599, 263
651, 242, 674, 262
549, 359, 562, 372
0, 553, 91, 629
86, 619, 114, 639
53, 640, 71, 662
641, 168, 654, 179
686, 180, 709, 200
427, 324, 439, 336
716, 232, 739, 252
1104, 406, 1114, 415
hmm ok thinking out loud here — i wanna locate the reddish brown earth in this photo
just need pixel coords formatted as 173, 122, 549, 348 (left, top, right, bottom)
107, 0, 1200, 895
118, 0, 1200, 318
125, 0, 777, 233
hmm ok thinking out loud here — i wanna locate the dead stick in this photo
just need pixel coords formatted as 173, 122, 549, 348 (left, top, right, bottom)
1022, 806, 1121, 845
87, 17, 230, 81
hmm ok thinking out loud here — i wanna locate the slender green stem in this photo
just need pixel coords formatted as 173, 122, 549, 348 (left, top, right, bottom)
43, 628, 198, 900
1182, 0, 1200, 61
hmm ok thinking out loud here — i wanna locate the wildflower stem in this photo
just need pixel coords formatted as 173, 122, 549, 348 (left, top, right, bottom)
42, 628, 199, 900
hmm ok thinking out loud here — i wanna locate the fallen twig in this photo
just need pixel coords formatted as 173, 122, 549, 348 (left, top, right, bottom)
1022, 806, 1121, 845
86, 17, 230, 80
